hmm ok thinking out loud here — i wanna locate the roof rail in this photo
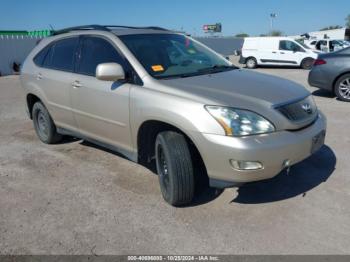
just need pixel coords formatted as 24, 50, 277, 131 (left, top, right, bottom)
52, 25, 110, 35
104, 25, 169, 31
52, 24, 169, 35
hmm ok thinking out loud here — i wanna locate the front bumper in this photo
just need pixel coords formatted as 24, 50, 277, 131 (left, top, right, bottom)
189, 112, 327, 188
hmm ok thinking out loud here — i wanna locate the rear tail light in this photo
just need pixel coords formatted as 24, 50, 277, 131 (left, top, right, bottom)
313, 59, 327, 66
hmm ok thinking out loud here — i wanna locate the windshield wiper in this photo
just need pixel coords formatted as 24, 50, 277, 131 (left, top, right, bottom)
198, 64, 238, 73
157, 65, 238, 80
158, 72, 202, 79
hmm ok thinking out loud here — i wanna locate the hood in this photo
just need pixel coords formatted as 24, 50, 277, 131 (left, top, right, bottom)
158, 69, 310, 109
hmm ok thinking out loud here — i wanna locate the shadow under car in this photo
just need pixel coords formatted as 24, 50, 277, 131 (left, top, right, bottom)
232, 145, 336, 204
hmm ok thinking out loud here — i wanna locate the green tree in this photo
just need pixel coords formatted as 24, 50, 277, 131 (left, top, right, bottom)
346, 15, 350, 28
270, 30, 283, 36
235, 33, 249, 38
320, 25, 342, 31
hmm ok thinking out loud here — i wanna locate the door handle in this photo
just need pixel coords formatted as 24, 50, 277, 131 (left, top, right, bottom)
37, 73, 43, 80
272, 51, 277, 53
72, 80, 82, 88
280, 52, 285, 54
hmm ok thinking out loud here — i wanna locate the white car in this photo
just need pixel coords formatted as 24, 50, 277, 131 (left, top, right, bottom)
336, 40, 350, 48
311, 39, 347, 53
305, 39, 318, 49
239, 37, 318, 69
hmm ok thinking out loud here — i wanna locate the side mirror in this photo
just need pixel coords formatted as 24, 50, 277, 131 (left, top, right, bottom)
96, 63, 125, 81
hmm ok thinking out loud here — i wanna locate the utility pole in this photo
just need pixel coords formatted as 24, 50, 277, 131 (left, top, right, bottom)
270, 13, 277, 33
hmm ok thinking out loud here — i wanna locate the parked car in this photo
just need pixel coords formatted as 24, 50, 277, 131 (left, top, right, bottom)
336, 40, 350, 48
21, 25, 327, 206
313, 39, 347, 53
304, 39, 318, 49
309, 47, 350, 102
239, 37, 318, 69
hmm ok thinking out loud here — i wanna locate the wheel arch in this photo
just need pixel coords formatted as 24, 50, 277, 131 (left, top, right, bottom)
300, 57, 315, 68
246, 56, 257, 63
332, 71, 350, 92
26, 93, 42, 119
136, 119, 208, 181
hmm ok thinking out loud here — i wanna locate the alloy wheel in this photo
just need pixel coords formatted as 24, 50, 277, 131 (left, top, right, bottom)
37, 111, 49, 139
339, 78, 350, 99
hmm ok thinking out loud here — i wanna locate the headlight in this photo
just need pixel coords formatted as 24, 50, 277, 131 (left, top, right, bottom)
205, 106, 275, 136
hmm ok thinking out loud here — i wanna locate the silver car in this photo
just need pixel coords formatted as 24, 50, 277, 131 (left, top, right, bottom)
20, 25, 327, 206
308, 47, 350, 102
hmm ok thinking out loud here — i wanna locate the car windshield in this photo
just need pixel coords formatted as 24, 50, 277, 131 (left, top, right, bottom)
332, 40, 343, 46
119, 33, 236, 79
297, 41, 310, 49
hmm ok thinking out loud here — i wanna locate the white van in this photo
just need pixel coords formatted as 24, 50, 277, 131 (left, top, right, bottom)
239, 37, 318, 69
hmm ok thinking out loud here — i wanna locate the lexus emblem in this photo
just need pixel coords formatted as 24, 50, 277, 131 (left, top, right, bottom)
301, 103, 313, 114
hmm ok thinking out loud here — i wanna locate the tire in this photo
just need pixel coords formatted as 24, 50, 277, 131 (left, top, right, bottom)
32, 102, 62, 144
334, 74, 350, 102
246, 57, 257, 69
155, 131, 194, 206
301, 58, 314, 70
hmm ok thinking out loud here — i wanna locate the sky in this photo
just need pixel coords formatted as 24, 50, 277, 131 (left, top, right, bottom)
0, 0, 349, 36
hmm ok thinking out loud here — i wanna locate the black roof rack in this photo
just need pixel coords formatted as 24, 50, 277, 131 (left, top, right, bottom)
52, 24, 169, 35
104, 25, 169, 31
52, 25, 109, 35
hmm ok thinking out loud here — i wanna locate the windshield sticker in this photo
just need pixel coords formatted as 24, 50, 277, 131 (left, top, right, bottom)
151, 65, 164, 72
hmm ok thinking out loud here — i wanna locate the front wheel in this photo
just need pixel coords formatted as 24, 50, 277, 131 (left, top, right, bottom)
155, 131, 194, 206
334, 74, 350, 102
246, 57, 257, 69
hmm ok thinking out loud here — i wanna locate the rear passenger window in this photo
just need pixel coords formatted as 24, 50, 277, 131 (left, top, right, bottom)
50, 37, 79, 72
33, 45, 51, 66
77, 37, 125, 76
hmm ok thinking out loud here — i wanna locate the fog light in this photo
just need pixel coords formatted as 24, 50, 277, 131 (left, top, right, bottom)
230, 160, 263, 170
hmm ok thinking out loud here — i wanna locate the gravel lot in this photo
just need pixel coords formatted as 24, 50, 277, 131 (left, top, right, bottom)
0, 59, 349, 255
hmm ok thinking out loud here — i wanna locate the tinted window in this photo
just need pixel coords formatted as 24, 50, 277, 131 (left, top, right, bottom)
279, 40, 304, 52
77, 37, 125, 76
33, 45, 50, 66
43, 46, 53, 67
50, 37, 79, 71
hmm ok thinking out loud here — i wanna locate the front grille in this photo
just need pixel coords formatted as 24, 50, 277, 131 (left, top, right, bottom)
275, 96, 317, 122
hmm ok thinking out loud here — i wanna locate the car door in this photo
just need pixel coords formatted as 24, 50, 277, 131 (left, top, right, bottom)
70, 35, 134, 154
278, 40, 304, 65
256, 38, 281, 65
34, 37, 79, 131
319, 40, 329, 52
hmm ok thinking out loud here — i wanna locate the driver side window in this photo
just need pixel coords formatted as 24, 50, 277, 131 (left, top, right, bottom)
77, 36, 126, 76
279, 40, 304, 52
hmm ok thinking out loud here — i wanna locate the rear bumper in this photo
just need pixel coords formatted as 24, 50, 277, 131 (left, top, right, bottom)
190, 112, 327, 188
308, 67, 333, 91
